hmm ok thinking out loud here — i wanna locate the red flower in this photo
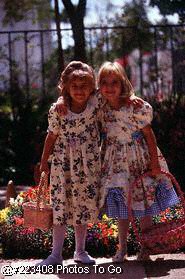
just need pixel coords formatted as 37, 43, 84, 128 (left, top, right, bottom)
88, 223, 93, 228
14, 216, 24, 226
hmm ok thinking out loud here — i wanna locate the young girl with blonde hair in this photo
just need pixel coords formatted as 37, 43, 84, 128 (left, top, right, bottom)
98, 61, 179, 262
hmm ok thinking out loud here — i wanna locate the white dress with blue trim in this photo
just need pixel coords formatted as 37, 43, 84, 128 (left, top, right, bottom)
99, 101, 179, 219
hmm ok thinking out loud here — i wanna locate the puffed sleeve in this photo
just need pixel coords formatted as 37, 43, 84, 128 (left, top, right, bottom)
133, 101, 153, 130
47, 103, 60, 135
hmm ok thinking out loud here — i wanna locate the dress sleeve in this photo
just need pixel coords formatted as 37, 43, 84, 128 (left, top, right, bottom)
47, 103, 60, 135
133, 101, 153, 130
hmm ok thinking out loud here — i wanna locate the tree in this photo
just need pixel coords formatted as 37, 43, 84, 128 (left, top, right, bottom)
2, 0, 87, 63
1, 0, 53, 184
61, 0, 87, 62
109, 0, 153, 57
149, 0, 185, 23
54, 0, 64, 73
2, 0, 51, 25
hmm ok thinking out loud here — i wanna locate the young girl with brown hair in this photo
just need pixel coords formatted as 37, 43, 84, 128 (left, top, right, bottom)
37, 61, 102, 266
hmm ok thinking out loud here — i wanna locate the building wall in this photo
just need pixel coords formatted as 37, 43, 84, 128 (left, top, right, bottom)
0, 1, 53, 90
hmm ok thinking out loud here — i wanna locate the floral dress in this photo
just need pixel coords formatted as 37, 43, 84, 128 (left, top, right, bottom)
99, 101, 179, 218
48, 94, 101, 226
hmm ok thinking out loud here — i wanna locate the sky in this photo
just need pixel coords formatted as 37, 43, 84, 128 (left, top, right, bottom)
51, 0, 179, 49
85, 0, 179, 25
55, 0, 179, 26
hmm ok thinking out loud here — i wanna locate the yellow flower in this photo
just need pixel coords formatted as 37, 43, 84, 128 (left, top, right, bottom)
110, 224, 118, 231
0, 207, 9, 224
102, 214, 109, 221
110, 224, 118, 238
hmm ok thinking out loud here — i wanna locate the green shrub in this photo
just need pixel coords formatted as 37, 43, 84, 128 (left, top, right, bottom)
151, 98, 185, 189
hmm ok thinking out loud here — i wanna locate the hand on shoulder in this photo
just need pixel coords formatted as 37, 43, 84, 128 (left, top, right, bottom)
125, 95, 144, 108
55, 96, 68, 116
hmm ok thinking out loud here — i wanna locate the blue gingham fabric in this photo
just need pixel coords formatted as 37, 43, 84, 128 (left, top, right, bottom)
105, 188, 127, 218
155, 181, 179, 211
102, 183, 179, 219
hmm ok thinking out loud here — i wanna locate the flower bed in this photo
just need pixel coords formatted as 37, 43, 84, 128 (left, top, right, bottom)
0, 185, 184, 259
0, 186, 120, 259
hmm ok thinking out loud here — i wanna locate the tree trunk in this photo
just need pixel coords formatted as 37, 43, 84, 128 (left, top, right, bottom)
54, 0, 64, 73
71, 18, 86, 62
62, 0, 87, 62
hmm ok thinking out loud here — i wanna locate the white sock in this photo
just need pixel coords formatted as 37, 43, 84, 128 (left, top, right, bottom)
75, 224, 87, 254
36, 225, 65, 267
51, 224, 66, 260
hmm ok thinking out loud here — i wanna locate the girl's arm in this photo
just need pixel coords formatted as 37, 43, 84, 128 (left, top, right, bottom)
142, 124, 161, 176
55, 96, 68, 115
40, 132, 57, 174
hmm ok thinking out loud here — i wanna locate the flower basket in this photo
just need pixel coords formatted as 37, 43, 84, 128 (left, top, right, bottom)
23, 172, 53, 230
128, 170, 185, 254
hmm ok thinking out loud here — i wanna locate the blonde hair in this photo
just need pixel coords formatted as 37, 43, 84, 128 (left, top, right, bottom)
57, 61, 96, 104
98, 61, 134, 98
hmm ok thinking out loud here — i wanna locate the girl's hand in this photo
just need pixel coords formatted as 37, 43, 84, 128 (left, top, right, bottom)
125, 96, 144, 108
40, 161, 49, 175
55, 97, 68, 116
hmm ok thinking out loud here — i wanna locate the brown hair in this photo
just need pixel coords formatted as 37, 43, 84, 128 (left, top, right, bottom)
57, 61, 96, 104
97, 61, 134, 98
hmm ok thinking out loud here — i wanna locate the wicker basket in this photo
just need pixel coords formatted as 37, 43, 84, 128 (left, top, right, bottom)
23, 172, 53, 230
128, 170, 185, 254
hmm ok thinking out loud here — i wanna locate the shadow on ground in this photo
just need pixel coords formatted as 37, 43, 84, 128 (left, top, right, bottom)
1, 254, 185, 279
144, 258, 185, 278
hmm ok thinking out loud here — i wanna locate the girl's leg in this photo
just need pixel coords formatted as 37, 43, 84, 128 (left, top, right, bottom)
112, 219, 129, 262
137, 216, 152, 261
74, 224, 95, 264
36, 225, 65, 266
118, 219, 129, 251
